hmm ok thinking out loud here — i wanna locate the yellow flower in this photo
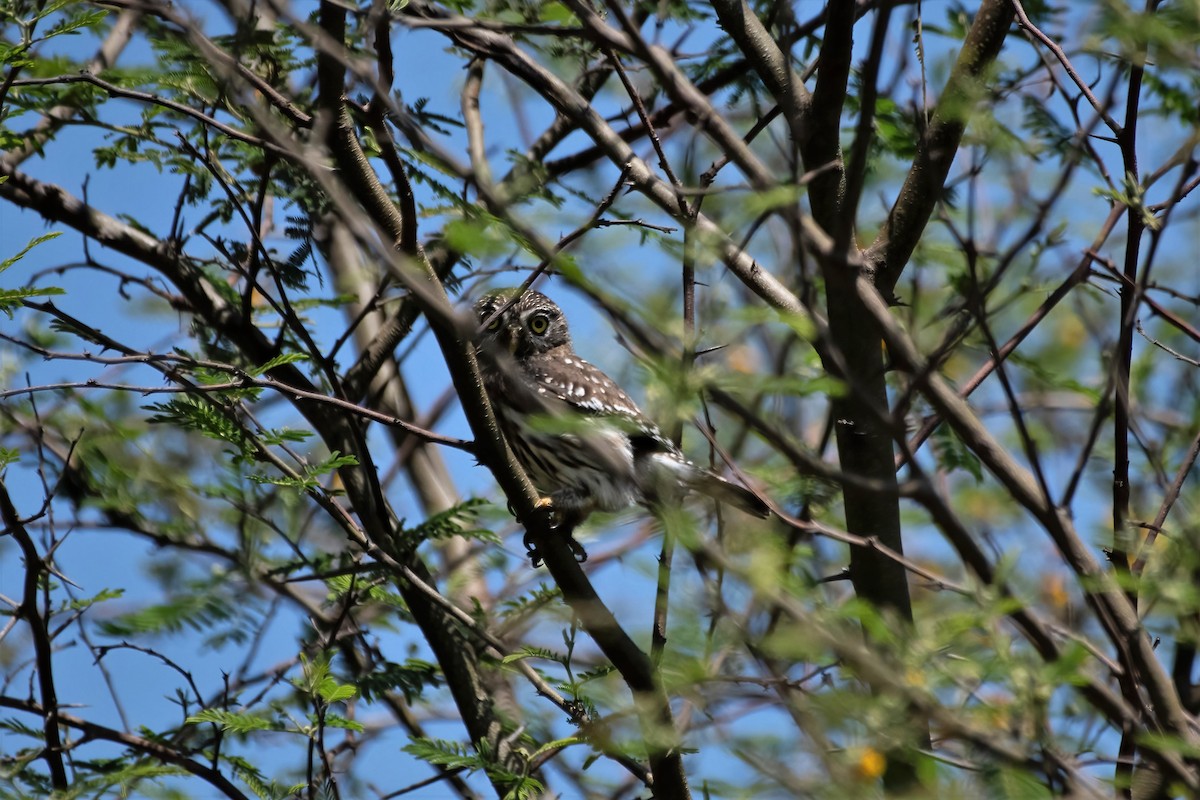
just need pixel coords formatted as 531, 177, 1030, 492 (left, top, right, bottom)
855, 747, 887, 781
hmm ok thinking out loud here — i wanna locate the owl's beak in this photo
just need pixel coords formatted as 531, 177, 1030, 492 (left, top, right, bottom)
506, 325, 520, 355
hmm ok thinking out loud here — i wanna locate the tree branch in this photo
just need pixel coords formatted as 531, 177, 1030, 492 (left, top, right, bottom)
867, 0, 1014, 291
1, 483, 69, 791
0, 695, 250, 800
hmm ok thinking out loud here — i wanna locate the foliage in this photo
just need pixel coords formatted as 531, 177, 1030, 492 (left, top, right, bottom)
2, 1, 1200, 798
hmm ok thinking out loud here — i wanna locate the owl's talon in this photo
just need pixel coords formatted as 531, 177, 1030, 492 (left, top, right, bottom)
524, 531, 545, 568
567, 535, 588, 563
522, 531, 587, 567
533, 497, 557, 526
520, 498, 559, 568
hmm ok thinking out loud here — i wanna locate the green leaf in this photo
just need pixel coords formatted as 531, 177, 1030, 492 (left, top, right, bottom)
67, 587, 124, 612
1, 231, 62, 273
530, 735, 585, 760
145, 396, 252, 458
0, 286, 66, 318
187, 709, 275, 734
97, 581, 239, 638
316, 451, 359, 471
317, 677, 357, 704
321, 713, 365, 732
1008, 352, 1102, 401
250, 451, 358, 491
0, 717, 44, 738
502, 777, 547, 800
357, 658, 442, 704
572, 663, 616, 685
500, 645, 564, 666
0, 230, 67, 317
39, 8, 109, 41
402, 737, 483, 771
538, 1, 576, 23
222, 755, 303, 800
742, 184, 805, 216
294, 652, 330, 692
981, 764, 1053, 799
499, 583, 562, 622
443, 215, 513, 258
1041, 640, 1091, 687
729, 372, 842, 398
260, 427, 314, 446
248, 352, 310, 377
296, 652, 358, 706
403, 497, 499, 546
932, 425, 984, 483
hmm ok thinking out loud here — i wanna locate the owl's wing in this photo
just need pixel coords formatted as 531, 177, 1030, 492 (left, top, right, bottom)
527, 356, 686, 454
526, 354, 770, 517
527, 356, 647, 424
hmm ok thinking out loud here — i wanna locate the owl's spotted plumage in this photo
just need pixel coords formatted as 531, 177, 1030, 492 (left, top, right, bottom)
473, 289, 769, 546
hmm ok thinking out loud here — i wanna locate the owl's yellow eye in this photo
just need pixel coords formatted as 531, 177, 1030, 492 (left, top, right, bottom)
477, 305, 502, 330
528, 313, 550, 335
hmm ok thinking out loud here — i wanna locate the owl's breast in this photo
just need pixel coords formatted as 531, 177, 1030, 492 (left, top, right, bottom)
494, 402, 640, 514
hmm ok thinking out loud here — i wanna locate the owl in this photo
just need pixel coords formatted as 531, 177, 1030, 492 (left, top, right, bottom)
472, 288, 769, 559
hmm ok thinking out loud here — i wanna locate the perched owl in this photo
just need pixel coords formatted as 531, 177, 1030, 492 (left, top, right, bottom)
472, 288, 769, 557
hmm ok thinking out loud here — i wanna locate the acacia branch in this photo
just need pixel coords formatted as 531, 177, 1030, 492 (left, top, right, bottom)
854, 275, 1200, 789
1, 484, 69, 791
3, 57, 532, 800
95, 0, 313, 126
11, 74, 293, 156
1010, 0, 1122, 135
402, 0, 806, 315
708, 0, 812, 144
0, 695, 250, 800
4, 7, 141, 168
299, 10, 693, 793
838, 2, 895, 247
868, 0, 1014, 291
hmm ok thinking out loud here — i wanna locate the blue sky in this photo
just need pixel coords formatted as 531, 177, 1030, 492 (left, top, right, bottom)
4, 1, 1200, 796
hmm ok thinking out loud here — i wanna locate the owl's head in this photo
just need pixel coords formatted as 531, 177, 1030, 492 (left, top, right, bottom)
473, 289, 572, 359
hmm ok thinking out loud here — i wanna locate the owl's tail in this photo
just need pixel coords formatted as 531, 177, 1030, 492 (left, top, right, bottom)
689, 471, 771, 518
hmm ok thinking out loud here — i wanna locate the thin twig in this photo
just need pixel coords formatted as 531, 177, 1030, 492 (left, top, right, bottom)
1130, 425, 1200, 576
1009, 0, 1122, 136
